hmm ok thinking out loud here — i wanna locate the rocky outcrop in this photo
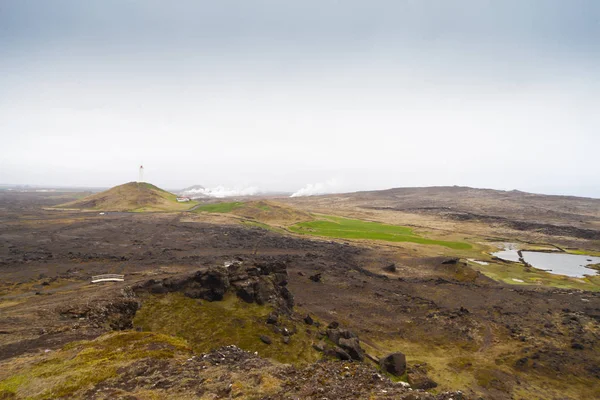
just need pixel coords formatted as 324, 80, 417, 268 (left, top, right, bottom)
133, 260, 294, 313
314, 322, 365, 361
57, 297, 139, 330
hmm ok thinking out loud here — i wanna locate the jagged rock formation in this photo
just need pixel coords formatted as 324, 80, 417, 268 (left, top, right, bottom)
133, 260, 294, 313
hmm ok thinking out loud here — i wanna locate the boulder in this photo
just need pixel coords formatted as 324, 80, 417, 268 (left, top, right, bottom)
334, 347, 352, 361
266, 311, 279, 325
312, 341, 326, 352
383, 263, 397, 272
407, 364, 437, 390
339, 329, 357, 339
380, 352, 407, 376
259, 335, 272, 345
304, 314, 314, 325
328, 321, 340, 329
326, 327, 357, 347
327, 328, 341, 344
309, 273, 322, 282
338, 337, 364, 361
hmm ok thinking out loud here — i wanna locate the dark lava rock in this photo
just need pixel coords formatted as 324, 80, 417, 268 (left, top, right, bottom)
407, 364, 438, 390
380, 352, 407, 376
134, 261, 294, 313
339, 337, 364, 361
304, 314, 314, 325
515, 357, 529, 369
235, 282, 255, 303
571, 342, 584, 350
327, 328, 341, 344
328, 321, 340, 329
282, 336, 290, 344
383, 263, 397, 272
441, 258, 459, 265
260, 335, 272, 345
266, 311, 279, 325
309, 273, 322, 282
312, 342, 326, 352
334, 347, 352, 361
408, 371, 438, 390
327, 327, 357, 345
323, 324, 364, 361
198, 268, 230, 301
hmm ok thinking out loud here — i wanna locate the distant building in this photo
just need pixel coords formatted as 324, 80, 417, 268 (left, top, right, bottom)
176, 196, 191, 202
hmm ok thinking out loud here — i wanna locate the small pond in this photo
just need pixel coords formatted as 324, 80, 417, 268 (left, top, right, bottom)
492, 248, 600, 278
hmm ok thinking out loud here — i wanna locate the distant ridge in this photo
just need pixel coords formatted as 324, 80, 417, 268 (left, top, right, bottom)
56, 182, 196, 212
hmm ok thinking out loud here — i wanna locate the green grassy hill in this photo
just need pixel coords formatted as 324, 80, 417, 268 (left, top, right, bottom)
56, 182, 196, 212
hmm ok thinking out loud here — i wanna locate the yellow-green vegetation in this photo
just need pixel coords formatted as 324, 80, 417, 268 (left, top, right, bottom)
0, 331, 191, 400
373, 333, 600, 400
468, 260, 600, 291
55, 182, 197, 212
134, 292, 321, 364
289, 216, 472, 250
566, 248, 600, 257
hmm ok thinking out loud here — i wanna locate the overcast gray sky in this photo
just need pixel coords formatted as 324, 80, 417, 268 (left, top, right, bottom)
1, 1, 599, 197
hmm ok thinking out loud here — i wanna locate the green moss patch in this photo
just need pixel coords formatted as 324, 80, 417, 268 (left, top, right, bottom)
133, 292, 320, 365
0, 332, 191, 400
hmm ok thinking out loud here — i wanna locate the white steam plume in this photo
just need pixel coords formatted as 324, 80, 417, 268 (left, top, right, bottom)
183, 186, 259, 198
290, 179, 341, 197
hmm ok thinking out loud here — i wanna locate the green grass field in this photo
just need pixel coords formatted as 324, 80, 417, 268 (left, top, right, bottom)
194, 201, 244, 213
288, 216, 471, 249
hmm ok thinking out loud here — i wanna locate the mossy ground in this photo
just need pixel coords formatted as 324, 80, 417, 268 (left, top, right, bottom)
467, 259, 600, 291
373, 333, 600, 400
133, 292, 321, 365
0, 332, 191, 400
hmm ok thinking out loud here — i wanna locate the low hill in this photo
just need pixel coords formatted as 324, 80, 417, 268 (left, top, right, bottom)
56, 182, 196, 212
194, 200, 312, 226
285, 186, 600, 229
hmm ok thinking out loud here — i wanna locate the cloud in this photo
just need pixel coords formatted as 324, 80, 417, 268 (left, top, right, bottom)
290, 179, 341, 197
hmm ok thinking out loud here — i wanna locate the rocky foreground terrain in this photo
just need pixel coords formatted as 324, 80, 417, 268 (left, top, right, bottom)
1, 190, 599, 399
